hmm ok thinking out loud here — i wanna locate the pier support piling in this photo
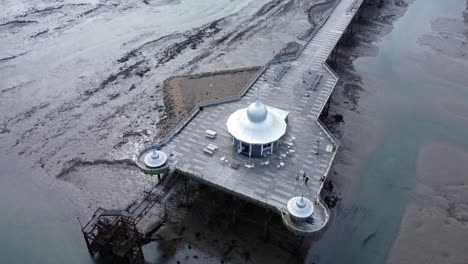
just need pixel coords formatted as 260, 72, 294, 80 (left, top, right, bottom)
184, 179, 190, 206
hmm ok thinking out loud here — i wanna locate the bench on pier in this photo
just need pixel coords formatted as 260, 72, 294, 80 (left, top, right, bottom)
205, 129, 217, 139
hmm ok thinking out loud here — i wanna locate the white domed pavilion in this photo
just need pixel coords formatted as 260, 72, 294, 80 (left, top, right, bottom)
226, 100, 288, 157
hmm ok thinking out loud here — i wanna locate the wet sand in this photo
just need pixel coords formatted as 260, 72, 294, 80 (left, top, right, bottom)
388, 143, 468, 264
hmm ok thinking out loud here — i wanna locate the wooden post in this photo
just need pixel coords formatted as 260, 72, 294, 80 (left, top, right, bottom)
297, 236, 305, 255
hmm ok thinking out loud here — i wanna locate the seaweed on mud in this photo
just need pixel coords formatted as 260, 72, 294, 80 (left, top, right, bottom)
31, 29, 49, 38
255, 0, 282, 17
117, 34, 179, 63
56, 158, 137, 179
7, 102, 50, 125
185, 50, 214, 67
228, 24, 258, 45
83, 60, 145, 97
122, 129, 151, 138
157, 19, 223, 66
0, 20, 38, 28
135, 67, 151, 77
129, 84, 137, 91
0, 52, 28, 62
79, 5, 103, 17
447, 203, 468, 225
214, 31, 234, 45
0, 55, 17, 62
343, 83, 364, 109
271, 0, 296, 17
332, 114, 344, 123
30, 5, 65, 15
274, 41, 301, 59
0, 124, 10, 134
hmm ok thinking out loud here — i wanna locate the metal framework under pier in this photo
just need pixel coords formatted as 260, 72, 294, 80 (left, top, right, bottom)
79, 173, 180, 263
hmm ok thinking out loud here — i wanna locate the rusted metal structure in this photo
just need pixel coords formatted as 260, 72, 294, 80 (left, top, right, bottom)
80, 172, 179, 263
81, 212, 144, 263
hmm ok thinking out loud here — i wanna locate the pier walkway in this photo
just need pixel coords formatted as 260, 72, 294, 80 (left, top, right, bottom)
139, 0, 365, 234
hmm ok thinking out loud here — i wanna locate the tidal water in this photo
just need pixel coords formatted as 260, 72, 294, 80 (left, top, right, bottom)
308, 0, 468, 263
0, 154, 92, 264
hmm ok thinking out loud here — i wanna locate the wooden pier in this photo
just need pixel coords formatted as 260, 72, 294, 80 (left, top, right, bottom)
139, 0, 368, 235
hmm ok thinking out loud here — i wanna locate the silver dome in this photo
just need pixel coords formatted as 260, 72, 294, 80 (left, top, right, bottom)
226, 101, 288, 145
144, 150, 167, 168
247, 101, 268, 122
287, 196, 314, 219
